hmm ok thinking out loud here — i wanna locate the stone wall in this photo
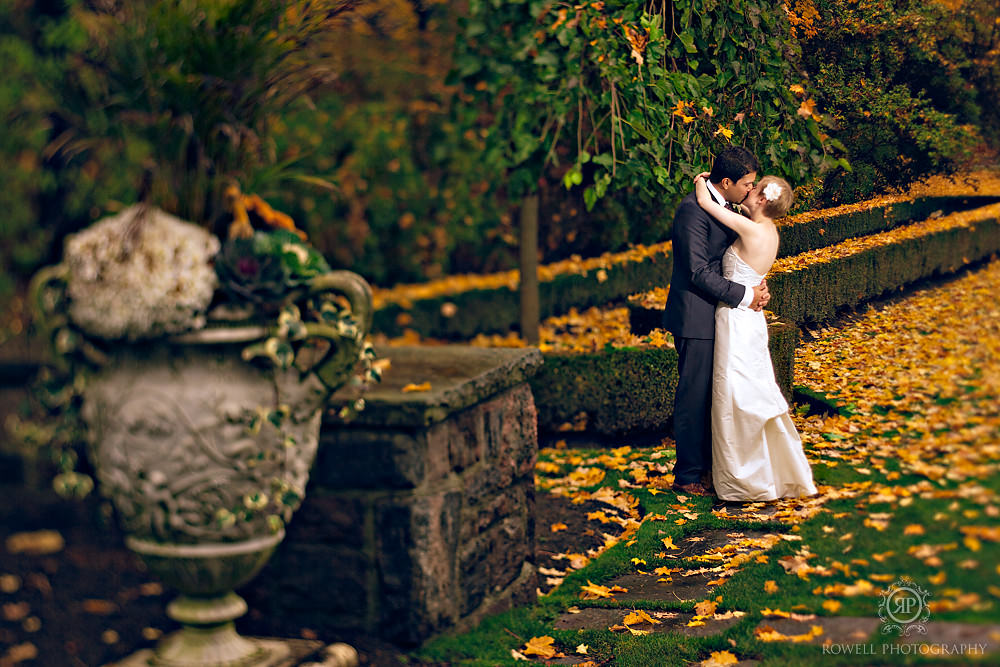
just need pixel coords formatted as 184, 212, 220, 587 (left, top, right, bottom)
245, 346, 543, 647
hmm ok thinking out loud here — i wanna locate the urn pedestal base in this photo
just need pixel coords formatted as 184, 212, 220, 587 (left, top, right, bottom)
113, 639, 360, 667
113, 637, 303, 667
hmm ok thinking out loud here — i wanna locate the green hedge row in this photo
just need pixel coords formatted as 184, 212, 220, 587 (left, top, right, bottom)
767, 215, 1000, 324
529, 316, 798, 436
372, 247, 674, 339
372, 195, 995, 340
776, 195, 998, 258
629, 210, 1000, 328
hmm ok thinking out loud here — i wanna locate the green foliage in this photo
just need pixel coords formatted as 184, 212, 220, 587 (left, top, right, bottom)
0, 27, 57, 298
795, 0, 998, 204
268, 96, 507, 286
453, 0, 844, 219
42, 0, 356, 226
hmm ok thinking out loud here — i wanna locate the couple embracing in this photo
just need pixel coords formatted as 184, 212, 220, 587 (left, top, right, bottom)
664, 146, 816, 501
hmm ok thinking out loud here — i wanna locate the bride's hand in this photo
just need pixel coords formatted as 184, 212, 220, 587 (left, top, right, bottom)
693, 171, 711, 183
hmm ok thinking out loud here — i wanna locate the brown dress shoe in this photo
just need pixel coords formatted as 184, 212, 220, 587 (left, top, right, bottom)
701, 472, 715, 493
671, 481, 712, 496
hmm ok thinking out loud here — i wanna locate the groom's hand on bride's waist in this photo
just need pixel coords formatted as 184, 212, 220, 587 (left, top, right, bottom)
750, 279, 770, 311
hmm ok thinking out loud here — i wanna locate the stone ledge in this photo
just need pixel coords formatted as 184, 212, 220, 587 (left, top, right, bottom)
325, 345, 543, 428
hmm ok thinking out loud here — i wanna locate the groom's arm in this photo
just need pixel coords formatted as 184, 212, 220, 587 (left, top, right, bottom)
674, 200, 750, 308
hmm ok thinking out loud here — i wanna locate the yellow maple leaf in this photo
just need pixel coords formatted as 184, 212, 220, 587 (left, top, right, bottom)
701, 650, 740, 667
694, 599, 718, 617
550, 522, 568, 533
964, 535, 982, 552
796, 98, 817, 118
789, 83, 806, 95
761, 607, 791, 618
822, 599, 842, 613
754, 624, 786, 642
764, 580, 779, 594
576, 643, 589, 655
661, 536, 679, 550
535, 461, 561, 474
713, 125, 734, 140
623, 609, 661, 626
904, 524, 925, 536
580, 581, 614, 599
401, 382, 431, 392
522, 636, 561, 659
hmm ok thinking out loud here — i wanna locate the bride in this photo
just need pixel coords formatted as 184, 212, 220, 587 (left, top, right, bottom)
693, 172, 816, 502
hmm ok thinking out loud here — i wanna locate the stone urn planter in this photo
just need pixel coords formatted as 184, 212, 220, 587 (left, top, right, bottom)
31, 206, 374, 666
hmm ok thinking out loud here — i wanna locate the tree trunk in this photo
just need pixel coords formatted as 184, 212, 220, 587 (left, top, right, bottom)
519, 194, 540, 345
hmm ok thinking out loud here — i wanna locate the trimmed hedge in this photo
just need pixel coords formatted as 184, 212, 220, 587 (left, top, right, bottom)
630, 206, 1000, 328
530, 315, 798, 436
372, 195, 996, 340
767, 214, 1000, 324
372, 246, 673, 339
776, 195, 999, 258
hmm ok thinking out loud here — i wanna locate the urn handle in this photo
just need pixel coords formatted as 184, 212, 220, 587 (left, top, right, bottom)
29, 263, 110, 368
303, 270, 374, 392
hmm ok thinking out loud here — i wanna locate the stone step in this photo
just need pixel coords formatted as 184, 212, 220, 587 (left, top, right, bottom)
554, 606, 745, 638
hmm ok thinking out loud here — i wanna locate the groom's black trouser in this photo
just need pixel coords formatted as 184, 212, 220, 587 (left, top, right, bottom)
673, 337, 714, 486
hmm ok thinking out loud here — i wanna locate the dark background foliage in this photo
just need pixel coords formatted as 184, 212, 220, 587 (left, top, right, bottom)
0, 0, 996, 320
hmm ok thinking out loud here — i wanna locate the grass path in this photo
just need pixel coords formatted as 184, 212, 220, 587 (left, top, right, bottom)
419, 258, 1000, 666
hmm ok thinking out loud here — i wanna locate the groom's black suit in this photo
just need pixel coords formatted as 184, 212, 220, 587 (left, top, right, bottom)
663, 191, 747, 486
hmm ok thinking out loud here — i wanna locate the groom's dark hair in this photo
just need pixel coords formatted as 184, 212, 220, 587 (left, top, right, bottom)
709, 146, 760, 184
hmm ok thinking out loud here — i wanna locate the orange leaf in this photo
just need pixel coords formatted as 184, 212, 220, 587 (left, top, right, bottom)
401, 382, 431, 393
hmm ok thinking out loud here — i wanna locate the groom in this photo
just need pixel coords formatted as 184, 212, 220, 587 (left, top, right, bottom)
663, 146, 770, 496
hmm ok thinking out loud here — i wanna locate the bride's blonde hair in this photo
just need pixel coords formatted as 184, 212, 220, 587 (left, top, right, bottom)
758, 175, 793, 219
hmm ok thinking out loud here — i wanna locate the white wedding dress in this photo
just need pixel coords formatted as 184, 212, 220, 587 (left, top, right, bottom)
712, 247, 817, 501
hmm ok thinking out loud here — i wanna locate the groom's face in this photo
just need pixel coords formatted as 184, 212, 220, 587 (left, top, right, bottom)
722, 172, 757, 204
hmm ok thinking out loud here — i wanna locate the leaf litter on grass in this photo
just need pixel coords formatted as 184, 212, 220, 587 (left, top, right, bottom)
516, 258, 1000, 663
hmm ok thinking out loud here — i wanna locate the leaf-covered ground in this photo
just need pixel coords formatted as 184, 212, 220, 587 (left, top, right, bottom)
419, 257, 1000, 666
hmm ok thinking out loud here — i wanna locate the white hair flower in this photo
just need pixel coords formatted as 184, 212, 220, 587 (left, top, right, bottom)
763, 182, 783, 202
